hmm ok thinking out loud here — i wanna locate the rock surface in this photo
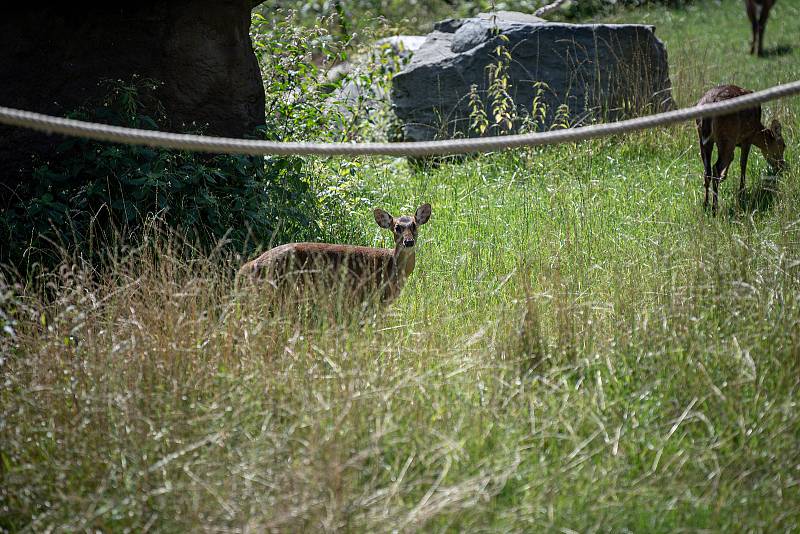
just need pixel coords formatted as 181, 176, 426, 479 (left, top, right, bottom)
0, 1, 265, 184
391, 11, 674, 142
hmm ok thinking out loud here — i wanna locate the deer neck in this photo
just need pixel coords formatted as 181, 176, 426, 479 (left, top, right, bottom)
391, 243, 416, 282
752, 125, 772, 151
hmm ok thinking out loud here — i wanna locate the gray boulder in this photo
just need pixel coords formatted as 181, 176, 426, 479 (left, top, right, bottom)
391, 11, 675, 142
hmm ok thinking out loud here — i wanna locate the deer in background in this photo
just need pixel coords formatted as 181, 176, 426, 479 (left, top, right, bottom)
696, 85, 785, 214
240, 204, 432, 305
746, 0, 776, 57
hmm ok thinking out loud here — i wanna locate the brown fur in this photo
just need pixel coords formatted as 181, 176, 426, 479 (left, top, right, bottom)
240, 204, 431, 305
696, 85, 785, 214
745, 0, 776, 57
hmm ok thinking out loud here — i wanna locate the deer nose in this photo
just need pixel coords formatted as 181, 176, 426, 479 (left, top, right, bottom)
403, 238, 415, 247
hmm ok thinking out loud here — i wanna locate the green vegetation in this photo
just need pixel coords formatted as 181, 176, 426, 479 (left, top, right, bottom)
0, 79, 320, 270
2, 0, 800, 531
255, 0, 697, 39
0, 15, 386, 269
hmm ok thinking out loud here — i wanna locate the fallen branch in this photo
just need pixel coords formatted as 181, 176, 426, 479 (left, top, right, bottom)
534, 0, 570, 17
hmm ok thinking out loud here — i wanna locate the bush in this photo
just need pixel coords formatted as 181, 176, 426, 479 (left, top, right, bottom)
0, 78, 319, 271
253, 0, 699, 36
251, 11, 407, 143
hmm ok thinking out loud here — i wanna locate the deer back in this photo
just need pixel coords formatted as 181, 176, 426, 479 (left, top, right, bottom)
241, 242, 398, 301
697, 85, 764, 146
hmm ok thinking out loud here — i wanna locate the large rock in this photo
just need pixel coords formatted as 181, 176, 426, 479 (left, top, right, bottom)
391, 11, 675, 142
0, 1, 265, 184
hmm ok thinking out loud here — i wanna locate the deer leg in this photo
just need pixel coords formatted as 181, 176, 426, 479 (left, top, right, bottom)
712, 141, 735, 215
739, 143, 751, 196
699, 129, 714, 209
712, 177, 721, 215
758, 20, 766, 57
750, 19, 758, 54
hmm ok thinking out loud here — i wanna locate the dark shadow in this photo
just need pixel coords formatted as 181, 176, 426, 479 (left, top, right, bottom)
760, 45, 793, 58
407, 153, 474, 171
724, 176, 780, 217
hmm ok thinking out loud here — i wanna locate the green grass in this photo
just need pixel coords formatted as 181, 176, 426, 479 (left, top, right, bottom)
604, 0, 800, 106
3, 0, 800, 531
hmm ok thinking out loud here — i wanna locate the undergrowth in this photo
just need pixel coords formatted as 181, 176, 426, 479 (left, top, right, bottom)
0, 78, 318, 272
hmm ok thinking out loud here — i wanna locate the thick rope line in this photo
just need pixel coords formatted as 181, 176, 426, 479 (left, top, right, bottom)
1, 80, 798, 157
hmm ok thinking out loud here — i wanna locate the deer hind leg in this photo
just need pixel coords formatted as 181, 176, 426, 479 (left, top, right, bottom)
758, 20, 766, 56
699, 125, 714, 209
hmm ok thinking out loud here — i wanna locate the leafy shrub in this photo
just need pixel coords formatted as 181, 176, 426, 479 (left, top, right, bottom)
250, 11, 382, 243
254, 0, 460, 40
251, 10, 409, 143
1, 11, 394, 273
251, 12, 344, 142
0, 78, 319, 270
254, 0, 698, 36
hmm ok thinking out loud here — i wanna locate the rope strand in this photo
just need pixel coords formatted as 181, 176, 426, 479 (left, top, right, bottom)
1, 80, 798, 157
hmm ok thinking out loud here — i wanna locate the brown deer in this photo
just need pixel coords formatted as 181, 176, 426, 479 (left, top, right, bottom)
240, 204, 432, 304
696, 85, 785, 214
746, 0, 776, 57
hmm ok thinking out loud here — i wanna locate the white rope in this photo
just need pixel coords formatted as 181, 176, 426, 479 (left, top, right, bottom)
0, 80, 798, 157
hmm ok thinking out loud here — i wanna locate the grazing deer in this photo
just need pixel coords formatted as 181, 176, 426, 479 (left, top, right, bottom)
746, 0, 775, 57
240, 204, 432, 304
696, 85, 785, 214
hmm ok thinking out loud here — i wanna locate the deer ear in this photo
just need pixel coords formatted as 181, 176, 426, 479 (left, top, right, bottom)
374, 208, 394, 229
415, 203, 432, 225
771, 119, 782, 136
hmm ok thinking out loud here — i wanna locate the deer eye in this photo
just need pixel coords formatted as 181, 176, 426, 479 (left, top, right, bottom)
395, 226, 403, 233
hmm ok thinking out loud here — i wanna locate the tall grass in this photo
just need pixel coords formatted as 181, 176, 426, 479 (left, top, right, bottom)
3, 0, 800, 531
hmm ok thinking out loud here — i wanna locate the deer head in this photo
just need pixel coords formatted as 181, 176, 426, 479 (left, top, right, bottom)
764, 118, 786, 172
373, 203, 432, 251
